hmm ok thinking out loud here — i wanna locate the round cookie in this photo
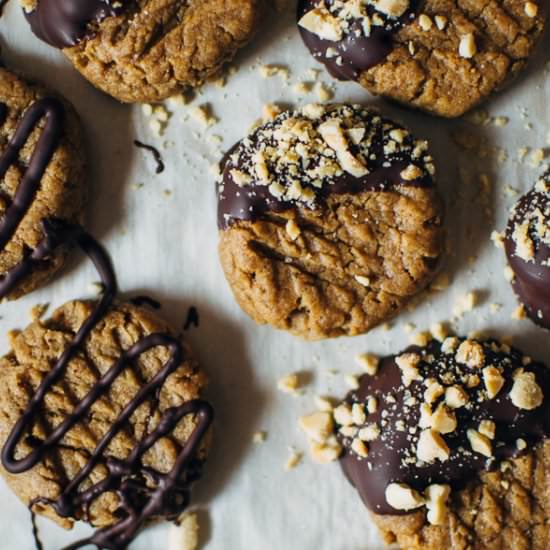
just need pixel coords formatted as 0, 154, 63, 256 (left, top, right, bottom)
23, 0, 266, 103
505, 174, 550, 329
0, 66, 86, 301
297, 0, 545, 118
217, 103, 444, 340
333, 336, 550, 549
0, 299, 213, 545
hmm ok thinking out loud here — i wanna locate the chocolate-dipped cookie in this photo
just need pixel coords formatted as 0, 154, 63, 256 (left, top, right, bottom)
0, 223, 213, 549
22, 0, 266, 103
332, 337, 550, 549
217, 103, 444, 340
505, 174, 550, 329
0, 66, 86, 301
297, 0, 545, 118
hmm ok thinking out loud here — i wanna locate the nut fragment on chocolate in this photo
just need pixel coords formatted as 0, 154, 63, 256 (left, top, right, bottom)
333, 336, 550, 520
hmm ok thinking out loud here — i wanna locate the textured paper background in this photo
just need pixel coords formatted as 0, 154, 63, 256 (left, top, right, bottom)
0, 3, 549, 549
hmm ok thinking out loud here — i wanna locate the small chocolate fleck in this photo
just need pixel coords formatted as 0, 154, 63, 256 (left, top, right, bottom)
129, 295, 162, 310
184, 307, 200, 330
134, 140, 165, 174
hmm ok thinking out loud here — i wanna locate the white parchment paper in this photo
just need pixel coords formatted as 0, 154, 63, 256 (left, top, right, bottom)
0, 3, 549, 549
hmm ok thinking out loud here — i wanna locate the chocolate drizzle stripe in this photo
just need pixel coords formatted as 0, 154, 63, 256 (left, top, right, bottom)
0, 221, 213, 549
0, 97, 65, 299
0, 97, 64, 250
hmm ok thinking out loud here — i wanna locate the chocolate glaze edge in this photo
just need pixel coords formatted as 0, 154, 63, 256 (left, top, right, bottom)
217, 106, 434, 230
25, 0, 128, 48
338, 338, 550, 515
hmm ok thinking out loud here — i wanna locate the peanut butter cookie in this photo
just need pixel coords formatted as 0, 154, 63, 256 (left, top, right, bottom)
297, 0, 545, 117
23, 0, 266, 103
217, 103, 444, 340
0, 66, 86, 301
333, 337, 550, 549
0, 224, 213, 549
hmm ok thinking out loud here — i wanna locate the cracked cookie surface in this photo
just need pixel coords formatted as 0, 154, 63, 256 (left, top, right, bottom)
217, 104, 444, 340
298, 0, 545, 117
24, 0, 266, 103
0, 300, 210, 529
0, 67, 86, 301
373, 440, 550, 549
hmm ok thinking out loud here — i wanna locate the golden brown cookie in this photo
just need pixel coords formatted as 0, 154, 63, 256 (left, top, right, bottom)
217, 104, 444, 340
23, 0, 266, 103
331, 336, 550, 549
297, 0, 546, 118
0, 66, 86, 301
0, 299, 212, 544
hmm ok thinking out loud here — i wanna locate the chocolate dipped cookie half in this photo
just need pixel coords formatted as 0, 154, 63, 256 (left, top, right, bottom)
217, 103, 444, 340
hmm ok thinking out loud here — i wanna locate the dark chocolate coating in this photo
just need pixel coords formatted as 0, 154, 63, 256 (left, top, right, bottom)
505, 179, 550, 329
25, 0, 127, 48
0, 97, 65, 299
217, 105, 434, 229
297, 0, 415, 81
1, 221, 213, 550
338, 339, 550, 515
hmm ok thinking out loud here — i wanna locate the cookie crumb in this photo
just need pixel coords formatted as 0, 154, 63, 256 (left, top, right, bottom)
29, 304, 48, 321
277, 373, 300, 394
285, 449, 303, 470
169, 513, 199, 550
253, 431, 267, 443
355, 353, 379, 375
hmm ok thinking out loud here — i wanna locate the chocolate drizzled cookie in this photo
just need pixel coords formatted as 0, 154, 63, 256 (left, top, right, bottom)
0, 67, 86, 301
22, 0, 266, 103
297, 0, 545, 117
217, 104, 444, 339
505, 174, 550, 329
0, 222, 213, 550
330, 337, 550, 548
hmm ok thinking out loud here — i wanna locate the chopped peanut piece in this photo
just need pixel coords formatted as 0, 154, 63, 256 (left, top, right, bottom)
385, 483, 425, 511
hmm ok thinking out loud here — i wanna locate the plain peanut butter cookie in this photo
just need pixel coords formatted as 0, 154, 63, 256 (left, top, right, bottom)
217, 104, 444, 340
297, 0, 545, 117
0, 66, 86, 301
23, 0, 266, 103
332, 336, 550, 549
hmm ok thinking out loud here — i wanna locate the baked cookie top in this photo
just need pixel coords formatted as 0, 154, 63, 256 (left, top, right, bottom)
218, 104, 444, 339
505, 174, 550, 329
22, 0, 266, 103
0, 224, 213, 549
297, 0, 545, 117
0, 67, 86, 301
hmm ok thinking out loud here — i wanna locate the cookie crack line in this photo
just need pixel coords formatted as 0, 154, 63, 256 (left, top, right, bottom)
0, 220, 214, 550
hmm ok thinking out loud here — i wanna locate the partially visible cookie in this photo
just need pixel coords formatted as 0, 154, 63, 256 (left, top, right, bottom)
333, 337, 550, 549
23, 0, 266, 103
0, 299, 212, 541
505, 173, 550, 329
217, 103, 444, 340
297, 0, 545, 117
0, 66, 86, 301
